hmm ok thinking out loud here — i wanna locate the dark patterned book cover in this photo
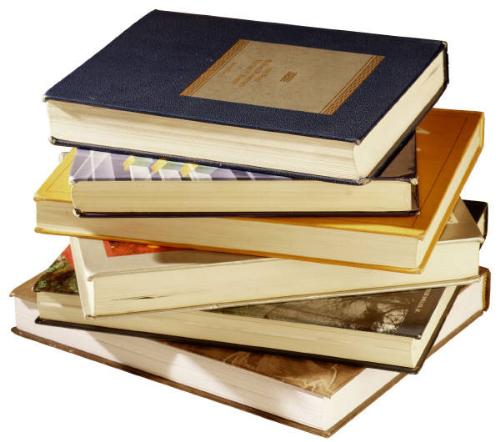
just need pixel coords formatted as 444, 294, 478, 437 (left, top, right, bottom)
33, 248, 76, 295
35, 250, 444, 340
70, 137, 416, 183
45, 10, 446, 142
70, 149, 286, 182
216, 288, 444, 339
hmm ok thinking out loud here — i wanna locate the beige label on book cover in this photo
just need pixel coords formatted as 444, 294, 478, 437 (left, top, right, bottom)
181, 40, 383, 114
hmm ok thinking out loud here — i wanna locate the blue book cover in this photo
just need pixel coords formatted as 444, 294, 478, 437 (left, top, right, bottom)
46, 10, 447, 182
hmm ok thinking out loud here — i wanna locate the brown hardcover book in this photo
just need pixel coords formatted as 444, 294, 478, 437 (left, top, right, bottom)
11, 268, 489, 436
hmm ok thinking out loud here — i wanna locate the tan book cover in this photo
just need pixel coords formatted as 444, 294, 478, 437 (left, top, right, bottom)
180, 39, 383, 115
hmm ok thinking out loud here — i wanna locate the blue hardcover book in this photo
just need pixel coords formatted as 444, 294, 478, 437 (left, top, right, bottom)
45, 10, 447, 183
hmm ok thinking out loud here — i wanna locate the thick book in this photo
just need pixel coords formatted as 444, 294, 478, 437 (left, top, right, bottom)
35, 254, 461, 372
64, 199, 483, 316
12, 269, 490, 436
70, 134, 418, 216
35, 109, 484, 272
45, 10, 448, 183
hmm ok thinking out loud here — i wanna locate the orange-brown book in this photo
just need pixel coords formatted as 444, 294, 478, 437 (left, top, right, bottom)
36, 109, 483, 272
11, 268, 490, 437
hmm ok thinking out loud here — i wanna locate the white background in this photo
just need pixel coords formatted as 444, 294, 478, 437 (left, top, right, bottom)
1, 1, 498, 440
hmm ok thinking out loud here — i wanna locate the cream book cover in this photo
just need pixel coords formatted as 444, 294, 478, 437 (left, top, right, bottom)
56, 198, 482, 316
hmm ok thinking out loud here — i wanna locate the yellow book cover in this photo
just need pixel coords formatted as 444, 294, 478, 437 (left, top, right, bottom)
256, 109, 484, 237
35, 109, 484, 272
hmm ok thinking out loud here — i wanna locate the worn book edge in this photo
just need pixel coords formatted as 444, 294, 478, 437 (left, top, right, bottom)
11, 276, 488, 437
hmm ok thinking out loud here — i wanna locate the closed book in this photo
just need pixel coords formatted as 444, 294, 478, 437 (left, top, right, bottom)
12, 269, 490, 436
64, 198, 483, 316
35, 109, 484, 272
70, 134, 418, 216
45, 10, 447, 183
34, 251, 462, 372
462, 199, 488, 241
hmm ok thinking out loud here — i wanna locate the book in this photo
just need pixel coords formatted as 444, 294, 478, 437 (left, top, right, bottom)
12, 269, 490, 436
45, 10, 448, 183
35, 109, 484, 272
70, 133, 418, 216
462, 199, 488, 240
64, 199, 483, 316
35, 253, 461, 372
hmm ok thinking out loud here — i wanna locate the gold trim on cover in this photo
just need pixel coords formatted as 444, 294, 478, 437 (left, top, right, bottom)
180, 39, 383, 115
180, 40, 250, 96
320, 55, 383, 115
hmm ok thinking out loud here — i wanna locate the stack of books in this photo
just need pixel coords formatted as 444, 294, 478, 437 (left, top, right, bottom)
10, 10, 489, 437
